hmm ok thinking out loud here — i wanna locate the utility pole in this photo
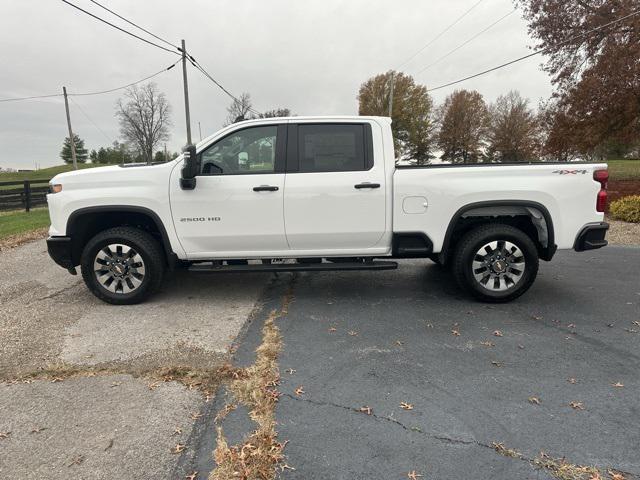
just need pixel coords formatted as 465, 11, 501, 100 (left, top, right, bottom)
387, 72, 395, 118
63, 86, 78, 170
164, 143, 168, 162
181, 39, 192, 145
198, 121, 202, 141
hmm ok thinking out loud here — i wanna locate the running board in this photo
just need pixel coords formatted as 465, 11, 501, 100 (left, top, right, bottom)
188, 261, 398, 273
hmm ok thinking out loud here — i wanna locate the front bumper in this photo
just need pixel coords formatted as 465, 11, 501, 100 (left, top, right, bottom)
46, 236, 77, 274
574, 222, 609, 252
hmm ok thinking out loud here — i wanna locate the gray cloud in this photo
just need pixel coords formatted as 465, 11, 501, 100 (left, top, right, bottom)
0, 0, 552, 169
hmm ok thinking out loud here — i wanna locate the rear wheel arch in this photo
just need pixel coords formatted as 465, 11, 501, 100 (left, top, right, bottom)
439, 201, 556, 265
66, 206, 176, 267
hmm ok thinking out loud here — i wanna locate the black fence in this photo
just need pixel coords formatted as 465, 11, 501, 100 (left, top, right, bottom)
0, 180, 50, 212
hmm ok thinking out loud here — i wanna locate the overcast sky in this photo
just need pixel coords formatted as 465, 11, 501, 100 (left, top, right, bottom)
0, 0, 553, 170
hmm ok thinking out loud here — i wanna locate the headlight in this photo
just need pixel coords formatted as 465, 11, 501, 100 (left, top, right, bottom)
49, 184, 62, 194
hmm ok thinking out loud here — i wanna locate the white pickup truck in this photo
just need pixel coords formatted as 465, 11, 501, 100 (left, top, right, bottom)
46, 116, 609, 304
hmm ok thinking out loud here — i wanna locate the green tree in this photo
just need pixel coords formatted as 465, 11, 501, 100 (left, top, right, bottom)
60, 134, 88, 164
358, 71, 436, 164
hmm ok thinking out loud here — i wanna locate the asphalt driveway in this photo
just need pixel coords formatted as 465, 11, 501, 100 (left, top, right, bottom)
189, 246, 640, 480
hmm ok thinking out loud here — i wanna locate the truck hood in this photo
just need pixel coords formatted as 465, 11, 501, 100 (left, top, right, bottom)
50, 161, 179, 187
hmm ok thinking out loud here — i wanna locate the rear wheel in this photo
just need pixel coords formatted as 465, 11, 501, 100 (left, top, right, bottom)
452, 224, 538, 303
81, 227, 164, 305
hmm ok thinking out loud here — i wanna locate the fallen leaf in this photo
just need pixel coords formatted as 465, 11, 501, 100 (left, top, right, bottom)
294, 386, 305, 396
148, 382, 160, 390
608, 470, 626, 480
531, 315, 543, 321
569, 401, 585, 410
528, 396, 541, 405
451, 329, 460, 336
359, 406, 373, 415
110, 381, 121, 388
190, 412, 203, 420
567, 323, 576, 329
67, 455, 84, 467
518, 344, 525, 349
568, 378, 578, 384
400, 402, 414, 410
624, 328, 638, 334
493, 330, 504, 337
607, 323, 614, 328
0, 431, 11, 439
395, 340, 405, 346
480, 341, 495, 347
172, 427, 182, 436
285, 368, 296, 375
611, 382, 624, 388
348, 330, 358, 336
491, 361, 504, 367
51, 377, 64, 383
185, 472, 198, 480
281, 464, 296, 471
426, 323, 433, 328
172, 444, 186, 454
407, 471, 423, 479
30, 427, 46, 434
632, 321, 640, 327
328, 327, 337, 333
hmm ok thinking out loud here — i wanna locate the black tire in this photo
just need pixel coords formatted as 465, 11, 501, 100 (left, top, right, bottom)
452, 224, 539, 303
81, 227, 165, 305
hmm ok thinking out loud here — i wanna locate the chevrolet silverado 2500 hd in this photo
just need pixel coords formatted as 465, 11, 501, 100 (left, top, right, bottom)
46, 116, 609, 304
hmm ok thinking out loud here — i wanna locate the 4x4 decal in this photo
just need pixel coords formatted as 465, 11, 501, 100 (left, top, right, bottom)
552, 169, 588, 175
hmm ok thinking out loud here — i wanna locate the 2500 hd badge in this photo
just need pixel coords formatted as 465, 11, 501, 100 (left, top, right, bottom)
180, 217, 221, 222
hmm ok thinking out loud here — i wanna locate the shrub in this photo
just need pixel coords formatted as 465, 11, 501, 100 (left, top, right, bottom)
610, 195, 640, 223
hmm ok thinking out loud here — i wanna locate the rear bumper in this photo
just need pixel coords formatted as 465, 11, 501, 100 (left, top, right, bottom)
46, 236, 77, 273
574, 222, 609, 252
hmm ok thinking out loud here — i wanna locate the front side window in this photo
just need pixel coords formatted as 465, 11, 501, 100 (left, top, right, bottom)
200, 125, 277, 175
298, 124, 366, 173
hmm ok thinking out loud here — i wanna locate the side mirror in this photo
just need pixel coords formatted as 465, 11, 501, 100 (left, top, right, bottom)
180, 145, 199, 190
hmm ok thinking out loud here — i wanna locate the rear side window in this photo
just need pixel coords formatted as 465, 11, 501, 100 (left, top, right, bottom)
298, 124, 366, 173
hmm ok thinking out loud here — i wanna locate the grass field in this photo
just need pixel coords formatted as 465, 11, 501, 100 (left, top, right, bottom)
605, 159, 640, 180
0, 163, 116, 183
0, 208, 50, 240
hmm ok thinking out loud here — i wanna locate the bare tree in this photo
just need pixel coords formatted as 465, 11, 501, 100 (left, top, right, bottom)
436, 89, 489, 164
116, 82, 171, 164
224, 92, 254, 126
486, 91, 540, 162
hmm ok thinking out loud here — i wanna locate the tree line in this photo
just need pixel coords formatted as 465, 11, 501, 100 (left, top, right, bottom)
359, 0, 639, 164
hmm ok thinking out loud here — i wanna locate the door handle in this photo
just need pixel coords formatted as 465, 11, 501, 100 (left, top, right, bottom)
354, 182, 381, 189
253, 185, 279, 192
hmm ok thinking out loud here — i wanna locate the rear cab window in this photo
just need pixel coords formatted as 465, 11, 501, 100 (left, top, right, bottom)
287, 123, 374, 173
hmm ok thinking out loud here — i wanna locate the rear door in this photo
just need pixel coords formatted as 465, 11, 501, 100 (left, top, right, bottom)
283, 122, 386, 251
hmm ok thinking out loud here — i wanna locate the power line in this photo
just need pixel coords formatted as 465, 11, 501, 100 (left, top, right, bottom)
426, 8, 640, 92
69, 96, 114, 144
87, 0, 179, 51
0, 60, 179, 104
416, 9, 516, 75
188, 57, 262, 116
60, 0, 179, 55
0, 93, 62, 103
395, 0, 486, 70
70, 60, 179, 96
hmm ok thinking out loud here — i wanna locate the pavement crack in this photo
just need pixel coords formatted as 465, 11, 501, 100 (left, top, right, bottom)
282, 393, 485, 448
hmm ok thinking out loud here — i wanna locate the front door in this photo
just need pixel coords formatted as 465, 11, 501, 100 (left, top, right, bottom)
170, 124, 287, 258
283, 122, 387, 251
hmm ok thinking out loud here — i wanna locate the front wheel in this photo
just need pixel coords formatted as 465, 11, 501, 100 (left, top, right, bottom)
81, 227, 165, 305
452, 224, 539, 303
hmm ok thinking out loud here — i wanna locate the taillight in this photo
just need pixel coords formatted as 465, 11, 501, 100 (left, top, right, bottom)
594, 169, 608, 212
